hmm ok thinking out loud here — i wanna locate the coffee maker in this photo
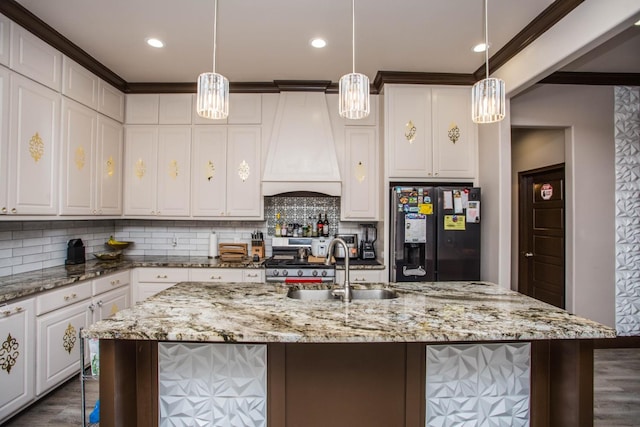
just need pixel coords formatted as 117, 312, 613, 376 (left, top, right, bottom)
359, 224, 377, 260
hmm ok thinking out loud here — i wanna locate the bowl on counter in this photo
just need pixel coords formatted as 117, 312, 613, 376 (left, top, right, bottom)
106, 241, 132, 250
93, 252, 122, 261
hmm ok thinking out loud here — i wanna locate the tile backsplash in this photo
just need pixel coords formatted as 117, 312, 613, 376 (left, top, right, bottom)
264, 195, 340, 236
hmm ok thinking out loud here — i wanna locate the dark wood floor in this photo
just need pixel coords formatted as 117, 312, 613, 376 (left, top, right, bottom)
2, 348, 639, 426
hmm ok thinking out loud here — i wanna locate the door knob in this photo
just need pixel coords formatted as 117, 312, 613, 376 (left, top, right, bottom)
524, 252, 534, 257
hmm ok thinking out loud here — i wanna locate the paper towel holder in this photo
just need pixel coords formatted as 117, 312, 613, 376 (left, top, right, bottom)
208, 231, 218, 259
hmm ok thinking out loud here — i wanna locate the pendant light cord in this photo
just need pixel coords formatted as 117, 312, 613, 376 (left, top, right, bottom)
213, 0, 218, 73
484, 0, 489, 79
351, 0, 355, 74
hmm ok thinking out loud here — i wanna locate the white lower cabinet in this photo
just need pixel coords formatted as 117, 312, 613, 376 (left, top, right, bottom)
36, 298, 90, 395
0, 298, 35, 422
190, 268, 244, 283
133, 268, 189, 303
243, 269, 264, 283
90, 271, 131, 322
337, 269, 385, 284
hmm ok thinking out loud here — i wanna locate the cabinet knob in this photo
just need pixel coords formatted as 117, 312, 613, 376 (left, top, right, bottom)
151, 211, 155, 215
110, 279, 120, 286
210, 275, 222, 280
2, 310, 11, 317
92, 209, 97, 214
10, 208, 17, 214
157, 274, 168, 279
97, 301, 104, 307
1, 207, 6, 214
88, 303, 95, 312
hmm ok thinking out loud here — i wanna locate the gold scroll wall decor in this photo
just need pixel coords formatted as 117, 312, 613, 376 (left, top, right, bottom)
448, 123, 461, 144
63, 323, 76, 354
238, 160, 250, 182
405, 120, 417, 144
0, 333, 19, 375
169, 160, 179, 179
135, 159, 146, 179
29, 132, 44, 163
75, 146, 85, 170
106, 156, 115, 177
206, 160, 215, 181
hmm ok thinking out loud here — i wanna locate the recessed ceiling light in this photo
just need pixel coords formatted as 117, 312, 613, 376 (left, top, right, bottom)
146, 38, 165, 48
310, 38, 327, 49
473, 42, 488, 53
635, 19, 640, 26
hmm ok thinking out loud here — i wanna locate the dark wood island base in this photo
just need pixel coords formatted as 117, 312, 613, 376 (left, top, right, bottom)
99, 339, 595, 427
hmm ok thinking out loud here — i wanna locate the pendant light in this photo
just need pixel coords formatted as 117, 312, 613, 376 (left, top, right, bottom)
197, 0, 229, 119
339, 0, 370, 120
471, 0, 505, 124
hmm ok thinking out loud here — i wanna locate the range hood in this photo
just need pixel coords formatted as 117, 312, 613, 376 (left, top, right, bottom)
263, 92, 341, 196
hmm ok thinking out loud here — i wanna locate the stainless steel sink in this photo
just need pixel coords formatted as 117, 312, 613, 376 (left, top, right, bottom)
286, 288, 398, 301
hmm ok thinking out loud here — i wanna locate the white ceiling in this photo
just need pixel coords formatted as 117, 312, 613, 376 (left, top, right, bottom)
12, 0, 640, 84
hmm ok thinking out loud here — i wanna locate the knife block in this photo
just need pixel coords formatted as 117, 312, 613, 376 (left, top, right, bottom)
251, 241, 265, 260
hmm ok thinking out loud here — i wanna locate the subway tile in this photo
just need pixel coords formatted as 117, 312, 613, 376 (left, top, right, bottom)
0, 231, 11, 241
13, 246, 43, 257
0, 240, 23, 250
12, 229, 43, 240
23, 252, 52, 264
0, 222, 22, 232
0, 266, 11, 276
13, 261, 44, 274
22, 237, 52, 247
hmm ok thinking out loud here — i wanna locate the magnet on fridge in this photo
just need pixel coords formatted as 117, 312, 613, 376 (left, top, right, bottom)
424, 196, 431, 203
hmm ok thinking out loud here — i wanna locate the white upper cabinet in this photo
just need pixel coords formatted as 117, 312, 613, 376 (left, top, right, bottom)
60, 98, 97, 215
386, 85, 432, 178
8, 73, 60, 215
96, 115, 123, 215
62, 56, 99, 110
191, 125, 262, 219
332, 95, 378, 127
0, 15, 9, 67
126, 94, 159, 124
385, 85, 477, 180
159, 93, 192, 124
10, 23, 62, 91
124, 126, 191, 217
98, 80, 125, 122
192, 93, 261, 125
341, 127, 379, 221
0, 66, 9, 215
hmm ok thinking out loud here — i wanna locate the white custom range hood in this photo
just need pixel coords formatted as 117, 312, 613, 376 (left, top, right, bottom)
262, 92, 341, 196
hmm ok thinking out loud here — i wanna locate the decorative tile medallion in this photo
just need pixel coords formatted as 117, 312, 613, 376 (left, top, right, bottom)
159, 343, 267, 427
614, 86, 640, 336
425, 343, 530, 426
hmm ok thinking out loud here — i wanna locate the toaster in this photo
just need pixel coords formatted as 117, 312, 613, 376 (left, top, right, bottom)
333, 234, 358, 259
311, 237, 332, 257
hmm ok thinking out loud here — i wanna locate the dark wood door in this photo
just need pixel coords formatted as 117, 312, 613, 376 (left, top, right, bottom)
518, 165, 565, 308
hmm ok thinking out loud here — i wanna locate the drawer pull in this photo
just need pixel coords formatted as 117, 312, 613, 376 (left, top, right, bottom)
97, 301, 104, 307
210, 275, 222, 280
110, 279, 120, 286
247, 273, 258, 278
1, 306, 23, 317
2, 310, 11, 317
157, 275, 168, 279
64, 293, 78, 301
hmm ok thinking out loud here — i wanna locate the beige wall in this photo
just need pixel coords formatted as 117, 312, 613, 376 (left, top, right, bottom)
510, 128, 566, 290
510, 84, 615, 327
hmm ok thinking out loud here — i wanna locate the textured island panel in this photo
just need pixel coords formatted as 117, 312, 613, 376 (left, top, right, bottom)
84, 281, 616, 343
158, 343, 267, 427
426, 343, 530, 426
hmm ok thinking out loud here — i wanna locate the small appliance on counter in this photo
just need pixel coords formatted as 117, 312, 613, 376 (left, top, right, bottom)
251, 230, 265, 260
359, 224, 377, 260
333, 233, 358, 259
310, 236, 333, 257
66, 239, 86, 265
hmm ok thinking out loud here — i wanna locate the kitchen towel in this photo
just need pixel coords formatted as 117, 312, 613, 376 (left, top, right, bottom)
208, 231, 218, 258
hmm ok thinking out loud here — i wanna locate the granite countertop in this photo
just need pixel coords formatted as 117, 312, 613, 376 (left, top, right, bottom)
0, 256, 264, 304
83, 281, 616, 343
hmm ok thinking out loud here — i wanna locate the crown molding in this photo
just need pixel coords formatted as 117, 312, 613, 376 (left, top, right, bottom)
540, 72, 640, 86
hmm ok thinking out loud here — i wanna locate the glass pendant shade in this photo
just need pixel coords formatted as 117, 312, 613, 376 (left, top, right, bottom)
471, 77, 505, 123
197, 72, 229, 120
339, 73, 370, 120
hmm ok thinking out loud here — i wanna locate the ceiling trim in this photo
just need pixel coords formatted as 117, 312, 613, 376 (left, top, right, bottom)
540, 72, 640, 86
474, 0, 585, 80
373, 71, 476, 91
0, 0, 127, 91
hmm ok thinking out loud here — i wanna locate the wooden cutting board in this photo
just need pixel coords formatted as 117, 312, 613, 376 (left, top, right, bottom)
308, 255, 335, 264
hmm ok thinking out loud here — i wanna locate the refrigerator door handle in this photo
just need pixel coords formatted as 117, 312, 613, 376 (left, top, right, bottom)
524, 252, 534, 257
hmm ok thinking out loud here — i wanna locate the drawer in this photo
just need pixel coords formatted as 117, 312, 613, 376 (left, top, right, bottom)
189, 268, 243, 283
337, 269, 385, 284
137, 268, 189, 283
93, 271, 130, 295
36, 282, 92, 316
243, 270, 264, 283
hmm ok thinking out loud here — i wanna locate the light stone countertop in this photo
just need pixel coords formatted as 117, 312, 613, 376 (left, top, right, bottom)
83, 281, 616, 343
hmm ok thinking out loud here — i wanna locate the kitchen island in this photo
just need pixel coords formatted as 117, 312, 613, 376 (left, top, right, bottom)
84, 281, 615, 427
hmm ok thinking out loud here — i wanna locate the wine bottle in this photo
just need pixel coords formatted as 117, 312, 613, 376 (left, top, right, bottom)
317, 213, 323, 237
323, 213, 330, 237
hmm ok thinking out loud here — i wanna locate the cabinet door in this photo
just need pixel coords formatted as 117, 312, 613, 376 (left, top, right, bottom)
95, 286, 130, 322
385, 85, 432, 178
431, 88, 477, 179
342, 127, 379, 220
191, 126, 227, 217
9, 74, 60, 215
36, 300, 90, 395
228, 94, 261, 124
159, 94, 192, 124
0, 66, 8, 215
0, 15, 9, 67
62, 56, 99, 110
135, 283, 174, 303
336, 269, 384, 283
190, 268, 243, 282
96, 115, 123, 215
98, 80, 125, 122
126, 94, 159, 124
124, 126, 158, 215
10, 23, 62, 91
0, 298, 35, 421
157, 126, 191, 216
226, 126, 262, 217
60, 98, 96, 215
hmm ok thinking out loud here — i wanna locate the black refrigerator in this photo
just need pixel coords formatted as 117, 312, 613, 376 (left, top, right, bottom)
390, 185, 481, 282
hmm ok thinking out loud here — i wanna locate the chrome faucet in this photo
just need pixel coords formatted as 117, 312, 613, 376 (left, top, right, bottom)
326, 238, 351, 302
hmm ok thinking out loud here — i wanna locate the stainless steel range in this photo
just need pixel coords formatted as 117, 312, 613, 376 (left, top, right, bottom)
265, 237, 335, 284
